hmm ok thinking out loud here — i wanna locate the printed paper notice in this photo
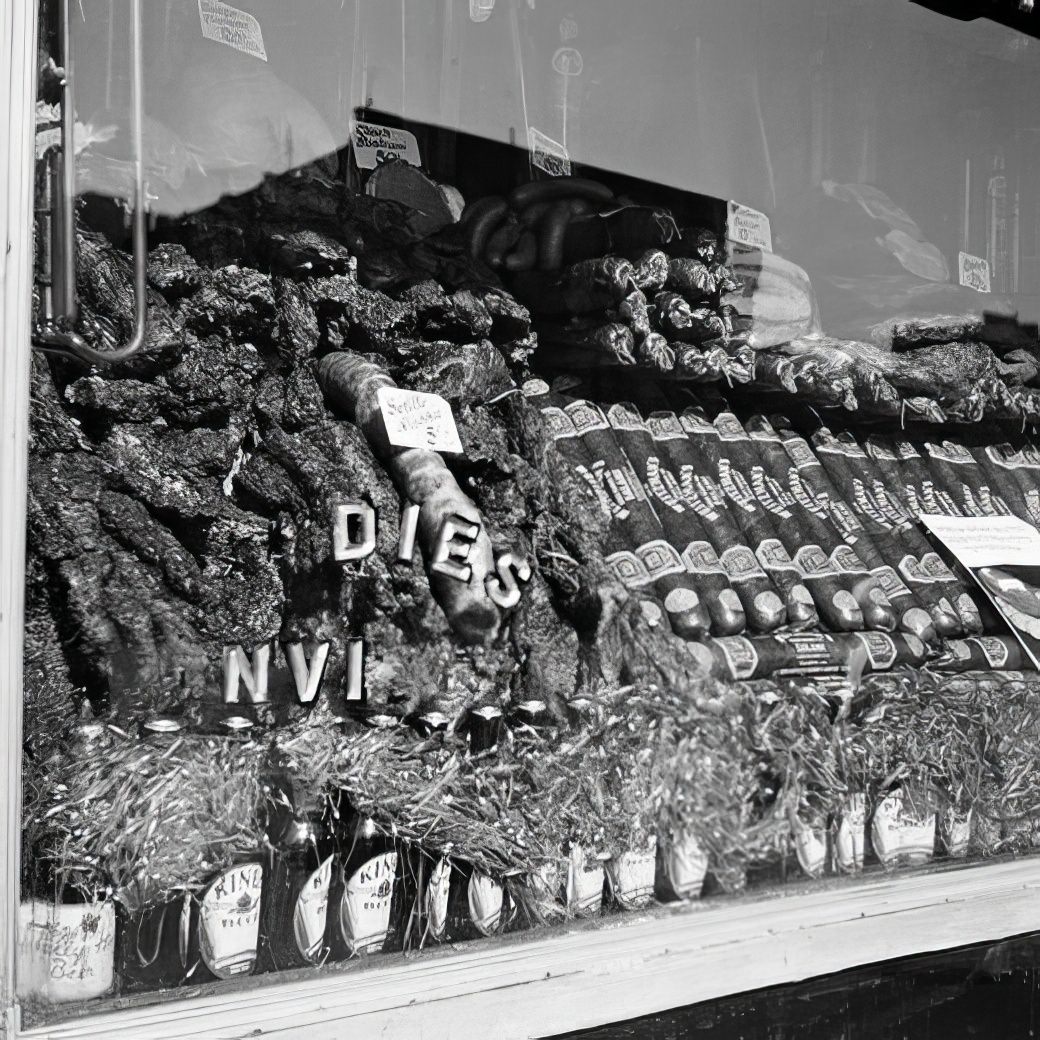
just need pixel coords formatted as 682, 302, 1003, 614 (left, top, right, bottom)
727, 201, 772, 253
198, 0, 267, 61
958, 251, 991, 293
377, 388, 463, 454
528, 128, 571, 178
921, 513, 1040, 667
351, 122, 421, 170
919, 514, 1040, 568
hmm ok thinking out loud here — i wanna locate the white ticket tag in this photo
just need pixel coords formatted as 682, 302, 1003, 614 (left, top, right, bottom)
528, 127, 571, 177
377, 387, 463, 454
198, 0, 267, 61
351, 122, 421, 170
958, 251, 991, 293
919, 514, 1040, 568
727, 201, 773, 252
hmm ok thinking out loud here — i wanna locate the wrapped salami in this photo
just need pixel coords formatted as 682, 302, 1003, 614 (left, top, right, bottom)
769, 419, 929, 639
639, 405, 790, 633
704, 631, 929, 681
688, 405, 818, 629
537, 394, 710, 639
862, 435, 983, 634
606, 402, 745, 635
809, 428, 961, 640
743, 414, 896, 631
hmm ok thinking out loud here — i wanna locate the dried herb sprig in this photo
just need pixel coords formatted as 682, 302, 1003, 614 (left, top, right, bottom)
31, 726, 265, 910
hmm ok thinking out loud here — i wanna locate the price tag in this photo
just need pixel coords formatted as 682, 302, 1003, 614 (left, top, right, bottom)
198, 0, 267, 61
528, 127, 571, 177
726, 201, 773, 252
469, 0, 494, 22
377, 387, 463, 454
351, 122, 421, 170
958, 251, 991, 293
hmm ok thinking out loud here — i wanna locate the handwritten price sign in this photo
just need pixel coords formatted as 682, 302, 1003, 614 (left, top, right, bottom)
377, 388, 463, 454
198, 0, 267, 61
351, 122, 421, 170
958, 251, 991, 293
726, 201, 773, 253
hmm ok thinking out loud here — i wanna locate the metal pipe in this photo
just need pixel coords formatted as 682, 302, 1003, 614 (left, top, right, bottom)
59, 0, 77, 322
35, 0, 148, 365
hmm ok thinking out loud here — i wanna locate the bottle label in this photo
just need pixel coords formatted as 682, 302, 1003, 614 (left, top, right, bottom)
425, 858, 451, 941
467, 872, 504, 937
339, 852, 397, 955
566, 845, 605, 914
293, 855, 333, 963
199, 863, 263, 979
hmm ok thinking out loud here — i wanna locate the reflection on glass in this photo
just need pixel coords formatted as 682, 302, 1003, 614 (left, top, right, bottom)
68, 0, 1040, 332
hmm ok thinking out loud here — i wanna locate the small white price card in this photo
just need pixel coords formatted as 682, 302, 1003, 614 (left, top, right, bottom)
198, 0, 267, 61
958, 251, 991, 293
528, 127, 571, 177
377, 388, 463, 454
351, 122, 422, 170
727, 201, 773, 252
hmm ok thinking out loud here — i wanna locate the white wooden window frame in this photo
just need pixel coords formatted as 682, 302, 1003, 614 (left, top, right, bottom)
3, 2, 1040, 1038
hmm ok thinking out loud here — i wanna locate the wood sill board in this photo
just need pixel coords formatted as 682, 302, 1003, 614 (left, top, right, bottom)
19, 855, 1040, 1040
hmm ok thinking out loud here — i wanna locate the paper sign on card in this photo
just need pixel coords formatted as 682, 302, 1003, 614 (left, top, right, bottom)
919, 514, 1040, 568
198, 0, 267, 61
921, 512, 1040, 668
377, 388, 463, 454
958, 251, 991, 293
727, 201, 772, 252
351, 122, 421, 170
528, 128, 571, 178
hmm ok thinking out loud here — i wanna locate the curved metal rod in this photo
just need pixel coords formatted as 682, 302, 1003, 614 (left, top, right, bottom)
35, 0, 148, 365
